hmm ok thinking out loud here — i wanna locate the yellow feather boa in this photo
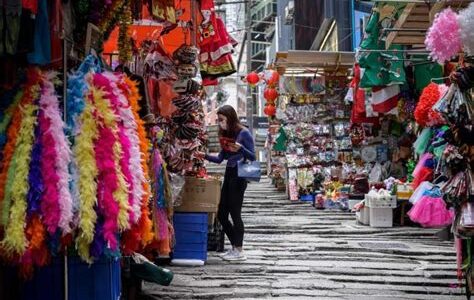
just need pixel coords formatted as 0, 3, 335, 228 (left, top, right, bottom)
2, 102, 39, 255
92, 88, 130, 231
75, 91, 100, 263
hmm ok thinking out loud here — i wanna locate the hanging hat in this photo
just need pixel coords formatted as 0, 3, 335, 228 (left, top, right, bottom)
200, 0, 215, 11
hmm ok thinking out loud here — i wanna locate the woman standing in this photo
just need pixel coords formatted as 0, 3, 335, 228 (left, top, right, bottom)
205, 105, 256, 261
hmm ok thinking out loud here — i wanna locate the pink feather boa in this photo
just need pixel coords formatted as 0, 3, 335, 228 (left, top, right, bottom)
102, 72, 145, 223
40, 75, 73, 233
93, 73, 135, 224
38, 112, 61, 234
94, 124, 120, 250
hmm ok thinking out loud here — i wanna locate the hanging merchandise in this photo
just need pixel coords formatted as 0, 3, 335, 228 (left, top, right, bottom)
407, 186, 454, 228
142, 126, 173, 257
199, 0, 237, 86
0, 69, 73, 276
458, 3, 474, 56
151, 0, 177, 24
357, 6, 406, 88
162, 45, 207, 176
425, 8, 462, 64
414, 83, 448, 127
66, 55, 153, 262
349, 64, 380, 125
118, 0, 133, 63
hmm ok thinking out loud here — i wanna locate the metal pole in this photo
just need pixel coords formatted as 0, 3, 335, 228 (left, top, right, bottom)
62, 34, 68, 300
245, 0, 253, 135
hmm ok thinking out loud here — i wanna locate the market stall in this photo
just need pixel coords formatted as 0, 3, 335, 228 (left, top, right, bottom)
0, 0, 233, 298
268, 51, 355, 204
342, 1, 474, 237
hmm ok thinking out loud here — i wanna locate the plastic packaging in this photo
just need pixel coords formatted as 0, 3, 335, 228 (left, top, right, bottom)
170, 174, 186, 207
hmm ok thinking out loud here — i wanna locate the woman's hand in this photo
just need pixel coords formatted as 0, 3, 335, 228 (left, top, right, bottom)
228, 142, 242, 152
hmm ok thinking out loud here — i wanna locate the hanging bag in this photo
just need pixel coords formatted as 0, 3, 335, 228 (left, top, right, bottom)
237, 159, 261, 182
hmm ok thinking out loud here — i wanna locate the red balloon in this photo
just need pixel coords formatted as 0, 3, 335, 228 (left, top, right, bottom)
264, 88, 279, 101
246, 72, 260, 87
264, 105, 276, 116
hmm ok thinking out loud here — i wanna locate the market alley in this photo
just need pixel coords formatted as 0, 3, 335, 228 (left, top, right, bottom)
142, 177, 463, 300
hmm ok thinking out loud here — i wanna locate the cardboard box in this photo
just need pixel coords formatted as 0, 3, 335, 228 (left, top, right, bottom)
176, 177, 221, 213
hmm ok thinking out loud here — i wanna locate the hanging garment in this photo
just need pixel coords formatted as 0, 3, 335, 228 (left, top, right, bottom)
370, 85, 400, 114
199, 17, 236, 81
349, 64, 379, 125
358, 10, 406, 88
27, 0, 51, 65
408, 188, 454, 228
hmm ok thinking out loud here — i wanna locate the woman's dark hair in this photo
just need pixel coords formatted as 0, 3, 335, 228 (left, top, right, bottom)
217, 105, 243, 138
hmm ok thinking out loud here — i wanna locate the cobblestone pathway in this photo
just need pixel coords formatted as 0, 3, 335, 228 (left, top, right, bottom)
142, 178, 464, 300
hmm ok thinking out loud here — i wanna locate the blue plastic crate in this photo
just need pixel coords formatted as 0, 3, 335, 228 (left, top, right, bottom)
173, 222, 208, 232
174, 230, 208, 243
22, 256, 121, 300
173, 213, 208, 225
22, 259, 63, 300
68, 257, 121, 300
174, 242, 208, 252
173, 250, 207, 260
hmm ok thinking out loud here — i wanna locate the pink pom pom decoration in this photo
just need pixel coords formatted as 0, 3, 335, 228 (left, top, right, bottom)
425, 8, 462, 64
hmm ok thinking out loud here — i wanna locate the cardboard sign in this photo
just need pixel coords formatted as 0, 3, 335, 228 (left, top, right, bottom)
176, 177, 221, 213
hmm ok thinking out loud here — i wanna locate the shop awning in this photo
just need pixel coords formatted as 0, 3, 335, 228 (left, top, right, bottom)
274, 51, 355, 75
385, 0, 470, 49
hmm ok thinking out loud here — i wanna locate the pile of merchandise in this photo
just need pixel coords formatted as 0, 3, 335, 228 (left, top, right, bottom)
266, 75, 353, 202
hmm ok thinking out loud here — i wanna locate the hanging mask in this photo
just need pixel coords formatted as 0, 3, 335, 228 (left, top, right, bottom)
173, 79, 189, 94
173, 45, 199, 64
177, 64, 198, 79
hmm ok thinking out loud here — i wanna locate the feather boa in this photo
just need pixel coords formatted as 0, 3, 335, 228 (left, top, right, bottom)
40, 75, 73, 233
26, 123, 43, 217
0, 75, 40, 226
20, 214, 48, 278
103, 72, 144, 224
38, 110, 61, 234
67, 55, 102, 218
124, 77, 153, 246
66, 55, 102, 133
0, 106, 23, 226
75, 89, 100, 263
90, 87, 121, 250
0, 91, 23, 140
120, 77, 153, 254
92, 73, 131, 230
2, 102, 39, 255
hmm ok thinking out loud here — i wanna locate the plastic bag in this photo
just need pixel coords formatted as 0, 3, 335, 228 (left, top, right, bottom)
369, 163, 383, 182
169, 174, 186, 207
